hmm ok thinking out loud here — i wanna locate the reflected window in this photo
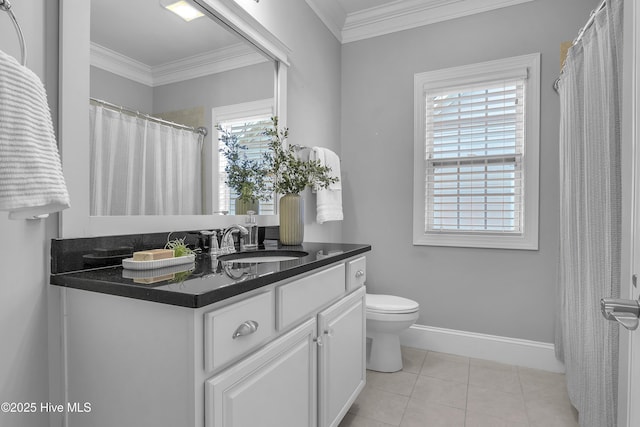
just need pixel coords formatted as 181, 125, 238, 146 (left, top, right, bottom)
214, 99, 274, 215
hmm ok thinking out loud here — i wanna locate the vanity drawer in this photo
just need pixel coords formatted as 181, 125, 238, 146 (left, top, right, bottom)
276, 263, 345, 330
346, 256, 366, 291
204, 291, 275, 372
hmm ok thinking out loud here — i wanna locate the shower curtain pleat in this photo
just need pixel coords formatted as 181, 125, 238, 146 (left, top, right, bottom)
555, 1, 623, 426
89, 105, 203, 216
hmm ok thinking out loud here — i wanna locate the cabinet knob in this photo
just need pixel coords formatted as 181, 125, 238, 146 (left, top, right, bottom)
314, 336, 323, 347
232, 320, 259, 339
355, 270, 365, 278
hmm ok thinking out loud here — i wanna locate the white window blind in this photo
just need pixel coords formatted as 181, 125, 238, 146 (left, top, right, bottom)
425, 78, 525, 234
218, 117, 274, 215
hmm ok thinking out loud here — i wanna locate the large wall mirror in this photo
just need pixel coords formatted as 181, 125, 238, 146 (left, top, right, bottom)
59, 0, 289, 237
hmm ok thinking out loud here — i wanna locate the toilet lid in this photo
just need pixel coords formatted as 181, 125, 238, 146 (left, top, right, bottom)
366, 294, 419, 314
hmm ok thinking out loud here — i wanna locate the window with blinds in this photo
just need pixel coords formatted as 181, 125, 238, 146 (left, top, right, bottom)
413, 54, 540, 250
426, 79, 524, 233
218, 117, 274, 215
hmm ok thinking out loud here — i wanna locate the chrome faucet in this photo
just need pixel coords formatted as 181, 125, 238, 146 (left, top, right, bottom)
220, 224, 248, 254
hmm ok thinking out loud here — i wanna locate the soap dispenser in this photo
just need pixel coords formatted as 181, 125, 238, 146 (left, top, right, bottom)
244, 210, 258, 250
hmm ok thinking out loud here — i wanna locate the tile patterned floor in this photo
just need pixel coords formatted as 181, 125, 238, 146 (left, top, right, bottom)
339, 347, 579, 427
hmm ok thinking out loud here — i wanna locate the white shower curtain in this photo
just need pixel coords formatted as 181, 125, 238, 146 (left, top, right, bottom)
556, 1, 623, 426
89, 105, 203, 216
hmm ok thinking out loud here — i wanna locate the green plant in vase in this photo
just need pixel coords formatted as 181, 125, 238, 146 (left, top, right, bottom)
218, 126, 271, 214
263, 117, 338, 245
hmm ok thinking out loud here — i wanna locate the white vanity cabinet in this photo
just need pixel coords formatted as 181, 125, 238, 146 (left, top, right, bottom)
318, 287, 366, 427
205, 318, 318, 427
205, 260, 366, 427
62, 255, 366, 427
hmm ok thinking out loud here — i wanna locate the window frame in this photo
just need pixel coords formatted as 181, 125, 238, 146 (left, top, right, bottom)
212, 98, 275, 215
413, 54, 540, 250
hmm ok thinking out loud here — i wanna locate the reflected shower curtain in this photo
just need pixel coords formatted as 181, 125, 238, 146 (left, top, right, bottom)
89, 105, 202, 215
556, 1, 623, 426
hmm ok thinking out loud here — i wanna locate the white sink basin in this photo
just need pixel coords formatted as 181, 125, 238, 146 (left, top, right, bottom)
218, 250, 308, 263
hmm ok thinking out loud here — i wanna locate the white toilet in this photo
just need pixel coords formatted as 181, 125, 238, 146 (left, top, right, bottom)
366, 294, 419, 372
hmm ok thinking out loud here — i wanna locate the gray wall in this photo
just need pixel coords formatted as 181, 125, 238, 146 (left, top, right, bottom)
236, 0, 344, 242
153, 61, 274, 114
90, 61, 274, 118
90, 66, 153, 112
341, 0, 599, 343
0, 1, 58, 427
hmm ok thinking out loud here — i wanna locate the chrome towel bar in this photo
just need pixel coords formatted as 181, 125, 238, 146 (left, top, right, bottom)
0, 0, 27, 66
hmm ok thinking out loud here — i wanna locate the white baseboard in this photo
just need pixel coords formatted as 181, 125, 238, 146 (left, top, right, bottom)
400, 324, 565, 373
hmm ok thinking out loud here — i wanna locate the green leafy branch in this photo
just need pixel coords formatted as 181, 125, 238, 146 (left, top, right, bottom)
165, 234, 199, 257
218, 126, 271, 203
263, 117, 338, 195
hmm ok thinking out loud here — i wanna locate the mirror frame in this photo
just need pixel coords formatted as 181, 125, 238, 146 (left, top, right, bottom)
59, 0, 289, 237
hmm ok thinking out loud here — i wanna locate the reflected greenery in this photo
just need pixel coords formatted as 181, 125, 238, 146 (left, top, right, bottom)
218, 126, 271, 205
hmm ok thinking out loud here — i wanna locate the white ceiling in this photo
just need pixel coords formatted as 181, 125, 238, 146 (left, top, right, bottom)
91, 0, 256, 66
90, 0, 271, 88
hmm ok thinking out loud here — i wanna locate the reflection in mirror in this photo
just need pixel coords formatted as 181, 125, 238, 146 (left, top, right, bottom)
89, 0, 275, 216
214, 100, 275, 215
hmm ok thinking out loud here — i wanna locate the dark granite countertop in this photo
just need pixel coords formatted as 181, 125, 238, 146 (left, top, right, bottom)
50, 242, 371, 308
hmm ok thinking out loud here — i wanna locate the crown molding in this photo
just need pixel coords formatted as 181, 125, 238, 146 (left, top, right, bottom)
304, 0, 347, 42
343, 0, 535, 43
90, 43, 153, 86
152, 43, 268, 86
90, 42, 268, 87
306, 0, 536, 44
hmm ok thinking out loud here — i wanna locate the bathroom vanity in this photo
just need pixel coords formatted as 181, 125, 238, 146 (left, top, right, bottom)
50, 237, 370, 427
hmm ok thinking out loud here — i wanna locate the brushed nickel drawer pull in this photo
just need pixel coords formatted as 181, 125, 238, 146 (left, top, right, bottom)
232, 320, 259, 339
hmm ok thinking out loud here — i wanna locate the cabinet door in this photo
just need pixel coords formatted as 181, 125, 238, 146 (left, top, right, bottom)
205, 318, 317, 427
317, 287, 366, 427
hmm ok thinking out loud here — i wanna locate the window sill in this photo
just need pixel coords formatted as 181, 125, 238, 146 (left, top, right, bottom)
413, 232, 538, 250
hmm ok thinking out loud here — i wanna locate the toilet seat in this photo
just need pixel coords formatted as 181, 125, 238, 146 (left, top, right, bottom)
366, 294, 419, 314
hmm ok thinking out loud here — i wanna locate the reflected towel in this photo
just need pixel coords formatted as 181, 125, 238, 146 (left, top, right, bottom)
0, 49, 70, 219
310, 146, 342, 224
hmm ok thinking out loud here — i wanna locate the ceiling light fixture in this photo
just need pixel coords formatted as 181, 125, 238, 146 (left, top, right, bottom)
161, 0, 204, 22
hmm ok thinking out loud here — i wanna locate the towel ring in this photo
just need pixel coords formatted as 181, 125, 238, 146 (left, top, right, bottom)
1, 0, 27, 66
